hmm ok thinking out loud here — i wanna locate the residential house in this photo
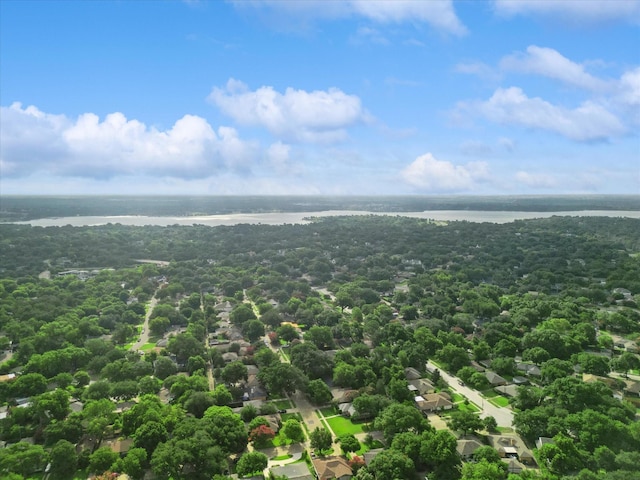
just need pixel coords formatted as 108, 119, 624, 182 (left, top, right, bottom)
485, 371, 507, 386
263, 413, 282, 433
338, 402, 356, 418
535, 437, 554, 449
363, 448, 384, 466
270, 463, 314, 480
502, 458, 525, 474
456, 438, 484, 460
222, 352, 239, 363
624, 381, 640, 397
512, 376, 529, 385
516, 363, 541, 377
519, 450, 537, 466
415, 392, 453, 413
495, 384, 519, 398
312, 456, 353, 480
408, 378, 435, 395
101, 438, 134, 457
470, 361, 486, 373
404, 367, 422, 380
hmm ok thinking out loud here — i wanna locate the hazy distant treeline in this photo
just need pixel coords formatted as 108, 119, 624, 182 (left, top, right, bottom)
1, 195, 639, 222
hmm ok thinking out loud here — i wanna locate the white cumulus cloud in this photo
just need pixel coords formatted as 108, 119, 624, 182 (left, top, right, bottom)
457, 87, 626, 142
231, 0, 467, 35
493, 0, 640, 24
208, 79, 370, 143
617, 67, 640, 107
500, 45, 608, 91
0, 102, 256, 179
400, 153, 489, 191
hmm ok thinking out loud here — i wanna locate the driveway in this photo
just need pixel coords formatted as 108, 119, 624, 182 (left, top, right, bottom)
426, 360, 514, 428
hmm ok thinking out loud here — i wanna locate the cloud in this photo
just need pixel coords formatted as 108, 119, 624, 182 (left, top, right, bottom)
493, 0, 640, 24
515, 171, 558, 188
617, 67, 640, 107
400, 152, 489, 191
455, 61, 501, 82
231, 0, 467, 35
266, 141, 302, 175
0, 102, 256, 179
208, 79, 371, 143
349, 0, 467, 35
500, 45, 609, 91
456, 87, 625, 142
350, 26, 389, 45
460, 141, 493, 156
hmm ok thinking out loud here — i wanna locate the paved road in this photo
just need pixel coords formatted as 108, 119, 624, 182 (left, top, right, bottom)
426, 360, 514, 428
130, 290, 159, 352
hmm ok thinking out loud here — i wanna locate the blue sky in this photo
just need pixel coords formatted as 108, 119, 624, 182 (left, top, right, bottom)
1, 0, 639, 196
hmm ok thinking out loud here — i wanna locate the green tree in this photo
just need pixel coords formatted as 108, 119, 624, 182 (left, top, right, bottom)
153, 356, 178, 380
230, 304, 256, 326
304, 326, 335, 350
374, 403, 430, 442
258, 363, 307, 396
212, 384, 233, 406
338, 434, 360, 455
236, 451, 268, 477
306, 378, 333, 405
89, 446, 119, 475
461, 459, 507, 480
49, 440, 78, 479
133, 420, 168, 456
120, 447, 147, 480
310, 427, 332, 455
367, 449, 415, 480
282, 419, 305, 443
449, 411, 484, 436
0, 442, 48, 477
221, 360, 248, 384
242, 319, 265, 343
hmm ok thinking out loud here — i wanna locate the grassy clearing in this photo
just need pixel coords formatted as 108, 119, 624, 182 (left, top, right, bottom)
325, 416, 365, 436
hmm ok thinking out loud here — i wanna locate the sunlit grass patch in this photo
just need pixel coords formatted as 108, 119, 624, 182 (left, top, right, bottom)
325, 416, 365, 436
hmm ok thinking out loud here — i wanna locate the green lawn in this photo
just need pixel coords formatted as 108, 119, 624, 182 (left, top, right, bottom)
140, 342, 157, 351
320, 406, 337, 417
355, 439, 384, 456
451, 392, 465, 403
281, 412, 303, 423
271, 453, 293, 461
325, 416, 365, 436
455, 402, 480, 413
272, 433, 294, 447
272, 399, 293, 410
487, 396, 509, 407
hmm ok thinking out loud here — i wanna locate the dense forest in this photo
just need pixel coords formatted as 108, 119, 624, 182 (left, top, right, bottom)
0, 213, 639, 480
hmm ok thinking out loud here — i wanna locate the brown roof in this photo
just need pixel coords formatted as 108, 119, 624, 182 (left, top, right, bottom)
312, 456, 353, 480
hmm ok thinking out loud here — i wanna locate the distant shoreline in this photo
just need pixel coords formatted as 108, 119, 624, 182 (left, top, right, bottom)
7, 209, 640, 227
